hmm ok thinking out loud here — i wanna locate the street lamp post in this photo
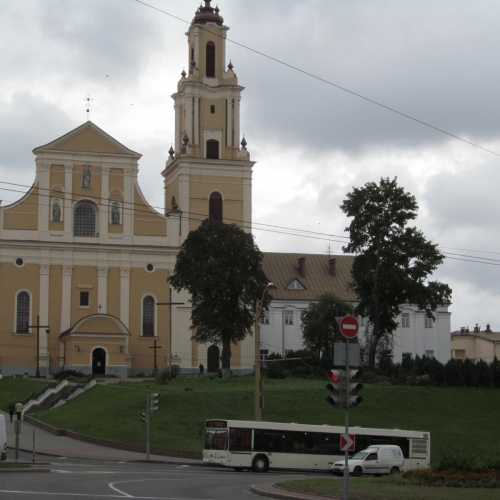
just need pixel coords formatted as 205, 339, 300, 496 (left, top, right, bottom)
255, 282, 273, 421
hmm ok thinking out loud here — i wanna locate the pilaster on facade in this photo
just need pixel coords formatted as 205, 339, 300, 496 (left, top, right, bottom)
61, 265, 73, 332
120, 267, 130, 328
64, 165, 73, 237
39, 263, 50, 367
100, 167, 109, 240
123, 173, 134, 238
37, 162, 50, 235
97, 266, 108, 314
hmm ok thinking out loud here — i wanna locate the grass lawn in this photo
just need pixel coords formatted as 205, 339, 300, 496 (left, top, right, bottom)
0, 378, 50, 410
33, 377, 500, 461
280, 478, 500, 500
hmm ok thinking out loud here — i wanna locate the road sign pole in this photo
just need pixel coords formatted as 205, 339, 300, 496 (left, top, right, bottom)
343, 339, 350, 500
145, 394, 151, 462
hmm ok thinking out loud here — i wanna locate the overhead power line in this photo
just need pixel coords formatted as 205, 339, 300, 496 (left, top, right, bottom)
1, 182, 500, 268
131, 0, 500, 158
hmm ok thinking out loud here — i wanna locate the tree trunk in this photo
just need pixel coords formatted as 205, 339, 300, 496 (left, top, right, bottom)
221, 337, 232, 377
368, 312, 382, 369
368, 337, 378, 369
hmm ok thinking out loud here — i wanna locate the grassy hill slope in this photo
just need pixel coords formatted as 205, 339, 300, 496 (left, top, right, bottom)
34, 377, 500, 462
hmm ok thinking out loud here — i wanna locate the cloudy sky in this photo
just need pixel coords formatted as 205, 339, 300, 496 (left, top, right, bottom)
1, 0, 500, 331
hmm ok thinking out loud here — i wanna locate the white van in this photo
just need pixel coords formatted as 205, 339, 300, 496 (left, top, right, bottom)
0, 414, 7, 460
331, 445, 404, 476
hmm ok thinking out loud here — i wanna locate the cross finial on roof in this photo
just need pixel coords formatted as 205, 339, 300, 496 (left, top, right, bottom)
85, 96, 93, 121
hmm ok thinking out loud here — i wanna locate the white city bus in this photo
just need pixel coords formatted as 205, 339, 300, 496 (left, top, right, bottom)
203, 419, 430, 472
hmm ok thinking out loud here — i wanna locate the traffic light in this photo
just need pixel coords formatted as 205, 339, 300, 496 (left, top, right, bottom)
139, 411, 147, 422
326, 370, 344, 407
325, 369, 363, 409
150, 393, 160, 413
349, 371, 363, 408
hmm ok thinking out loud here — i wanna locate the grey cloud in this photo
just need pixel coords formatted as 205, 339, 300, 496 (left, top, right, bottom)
423, 161, 500, 232
0, 93, 73, 170
223, 0, 500, 152
2, 0, 167, 87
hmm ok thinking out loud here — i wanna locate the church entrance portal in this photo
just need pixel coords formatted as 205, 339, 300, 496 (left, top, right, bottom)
92, 348, 106, 376
207, 345, 220, 373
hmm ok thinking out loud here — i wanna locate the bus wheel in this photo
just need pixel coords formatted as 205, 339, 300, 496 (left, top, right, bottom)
353, 466, 363, 476
252, 455, 269, 473
390, 467, 400, 475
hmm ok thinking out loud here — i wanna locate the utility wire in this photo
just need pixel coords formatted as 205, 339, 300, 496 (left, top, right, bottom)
1, 184, 500, 268
131, 0, 500, 158
2, 180, 500, 265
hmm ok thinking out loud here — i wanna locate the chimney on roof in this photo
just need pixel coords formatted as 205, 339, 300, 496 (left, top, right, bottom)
328, 257, 336, 276
486, 323, 492, 333
473, 323, 480, 333
297, 257, 306, 277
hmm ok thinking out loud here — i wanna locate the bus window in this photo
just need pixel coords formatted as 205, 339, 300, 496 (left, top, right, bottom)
205, 430, 228, 450
230, 428, 252, 451
356, 435, 410, 458
254, 430, 289, 452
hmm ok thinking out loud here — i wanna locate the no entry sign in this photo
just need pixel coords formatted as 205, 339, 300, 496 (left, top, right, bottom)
340, 315, 359, 339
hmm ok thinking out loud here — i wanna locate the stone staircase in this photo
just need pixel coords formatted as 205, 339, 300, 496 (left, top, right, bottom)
21, 378, 96, 415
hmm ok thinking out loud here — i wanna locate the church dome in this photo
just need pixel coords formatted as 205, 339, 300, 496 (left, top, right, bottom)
193, 0, 223, 26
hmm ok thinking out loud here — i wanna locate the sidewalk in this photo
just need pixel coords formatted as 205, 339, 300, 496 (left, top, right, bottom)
2, 411, 200, 464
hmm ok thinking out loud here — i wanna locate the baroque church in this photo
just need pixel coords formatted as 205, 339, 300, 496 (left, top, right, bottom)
0, 1, 255, 376
0, 1, 451, 376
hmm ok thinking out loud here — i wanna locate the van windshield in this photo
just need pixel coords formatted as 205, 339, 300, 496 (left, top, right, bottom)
352, 451, 370, 460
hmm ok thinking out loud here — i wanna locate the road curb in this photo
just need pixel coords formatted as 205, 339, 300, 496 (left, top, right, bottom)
0, 466, 50, 473
250, 483, 337, 500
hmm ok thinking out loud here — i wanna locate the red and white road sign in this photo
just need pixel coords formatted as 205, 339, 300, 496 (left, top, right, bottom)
339, 433, 356, 452
340, 315, 359, 339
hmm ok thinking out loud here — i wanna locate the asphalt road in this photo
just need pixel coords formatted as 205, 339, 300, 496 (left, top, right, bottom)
0, 457, 317, 500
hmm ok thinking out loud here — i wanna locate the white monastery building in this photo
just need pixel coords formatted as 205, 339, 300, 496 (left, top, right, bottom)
260, 254, 451, 364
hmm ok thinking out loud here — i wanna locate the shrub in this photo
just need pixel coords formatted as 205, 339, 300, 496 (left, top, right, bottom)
404, 468, 500, 488
154, 365, 180, 384
265, 363, 288, 379
437, 449, 482, 472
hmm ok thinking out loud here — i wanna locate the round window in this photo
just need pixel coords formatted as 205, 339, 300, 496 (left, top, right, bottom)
146, 264, 155, 273
15, 258, 24, 267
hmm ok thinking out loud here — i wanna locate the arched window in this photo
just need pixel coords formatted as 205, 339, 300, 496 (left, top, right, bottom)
206, 139, 219, 159
209, 192, 223, 223
110, 201, 121, 225
16, 291, 30, 334
206, 42, 215, 78
74, 200, 97, 237
142, 295, 155, 337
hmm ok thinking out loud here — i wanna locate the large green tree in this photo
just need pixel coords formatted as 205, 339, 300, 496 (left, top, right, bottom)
341, 177, 452, 368
301, 293, 353, 361
169, 220, 269, 373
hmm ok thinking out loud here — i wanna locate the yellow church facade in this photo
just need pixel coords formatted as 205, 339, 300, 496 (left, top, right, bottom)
0, 1, 255, 377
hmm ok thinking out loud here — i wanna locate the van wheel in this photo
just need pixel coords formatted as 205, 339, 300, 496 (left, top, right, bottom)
353, 466, 363, 476
390, 466, 400, 475
252, 455, 269, 473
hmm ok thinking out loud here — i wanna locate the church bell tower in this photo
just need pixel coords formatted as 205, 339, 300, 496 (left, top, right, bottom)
163, 0, 254, 242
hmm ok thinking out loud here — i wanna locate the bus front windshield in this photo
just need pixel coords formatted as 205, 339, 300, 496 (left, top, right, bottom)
205, 429, 228, 451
